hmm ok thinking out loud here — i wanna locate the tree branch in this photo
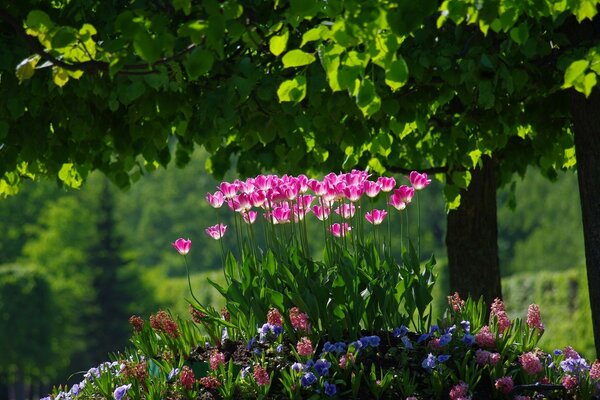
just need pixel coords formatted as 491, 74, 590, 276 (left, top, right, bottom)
0, 8, 198, 76
386, 165, 449, 175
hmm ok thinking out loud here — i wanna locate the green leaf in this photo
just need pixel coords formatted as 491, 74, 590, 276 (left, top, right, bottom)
58, 163, 83, 188
51, 27, 77, 49
178, 21, 208, 43
509, 22, 529, 45
387, 0, 437, 36
25, 10, 54, 32
15, 55, 40, 82
563, 59, 589, 88
0, 121, 8, 140
385, 57, 409, 90
478, 80, 495, 109
184, 48, 214, 79
52, 67, 69, 87
277, 75, 307, 103
269, 30, 289, 56
133, 31, 162, 63
356, 79, 381, 116
443, 185, 461, 210
451, 170, 472, 189
172, 0, 191, 15
282, 49, 316, 68
301, 26, 327, 47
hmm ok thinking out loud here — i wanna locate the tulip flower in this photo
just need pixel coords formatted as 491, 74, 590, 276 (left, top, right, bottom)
242, 211, 257, 224
205, 224, 227, 240
335, 203, 356, 219
206, 191, 225, 208
363, 180, 381, 198
365, 209, 388, 225
172, 238, 192, 255
330, 223, 351, 237
389, 193, 407, 211
394, 185, 415, 204
377, 176, 396, 192
409, 171, 431, 190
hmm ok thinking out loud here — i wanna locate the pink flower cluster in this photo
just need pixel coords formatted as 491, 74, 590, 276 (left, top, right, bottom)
490, 298, 511, 334
253, 365, 270, 386
289, 307, 310, 331
475, 349, 501, 366
296, 337, 313, 356
519, 352, 543, 375
526, 303, 544, 332
209, 350, 225, 370
267, 308, 283, 327
447, 292, 464, 312
204, 170, 431, 237
494, 376, 513, 394
179, 366, 195, 390
590, 360, 600, 380
475, 325, 495, 349
449, 381, 471, 400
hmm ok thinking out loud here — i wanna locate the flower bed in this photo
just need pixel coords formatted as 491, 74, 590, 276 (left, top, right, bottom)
44, 171, 600, 399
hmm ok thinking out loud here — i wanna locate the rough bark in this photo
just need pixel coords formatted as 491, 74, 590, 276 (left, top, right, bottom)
446, 156, 502, 308
569, 89, 600, 358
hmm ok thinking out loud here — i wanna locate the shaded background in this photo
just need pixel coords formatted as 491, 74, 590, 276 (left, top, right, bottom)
0, 150, 590, 399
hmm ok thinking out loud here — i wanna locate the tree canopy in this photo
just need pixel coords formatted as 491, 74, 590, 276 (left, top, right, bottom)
1, 0, 590, 203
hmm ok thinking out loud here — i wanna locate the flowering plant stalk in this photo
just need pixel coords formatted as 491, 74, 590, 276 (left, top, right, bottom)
202, 170, 434, 340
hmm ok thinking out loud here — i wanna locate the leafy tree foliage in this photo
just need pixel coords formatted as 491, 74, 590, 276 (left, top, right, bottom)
2, 0, 600, 354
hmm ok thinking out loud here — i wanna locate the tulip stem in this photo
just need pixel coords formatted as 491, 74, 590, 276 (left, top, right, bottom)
183, 255, 201, 306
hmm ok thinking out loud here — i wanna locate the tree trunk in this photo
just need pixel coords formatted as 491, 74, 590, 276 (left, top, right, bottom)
569, 89, 600, 358
446, 156, 502, 308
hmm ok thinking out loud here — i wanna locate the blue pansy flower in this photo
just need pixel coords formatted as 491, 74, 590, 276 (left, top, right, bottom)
437, 354, 450, 363
417, 333, 430, 344
439, 333, 452, 346
460, 320, 471, 333
324, 381, 337, 397
401, 335, 413, 349
422, 353, 437, 371
113, 384, 131, 400
462, 333, 475, 346
167, 367, 179, 381
314, 359, 331, 376
393, 325, 409, 338
301, 372, 317, 387
334, 342, 347, 354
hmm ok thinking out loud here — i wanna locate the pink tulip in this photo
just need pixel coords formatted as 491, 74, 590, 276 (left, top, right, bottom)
307, 179, 327, 196
330, 223, 351, 237
297, 174, 309, 193
394, 185, 415, 204
205, 224, 227, 240
335, 203, 356, 219
297, 194, 315, 210
254, 175, 272, 191
219, 182, 238, 198
409, 171, 431, 190
293, 204, 309, 222
250, 191, 266, 208
267, 187, 286, 204
362, 181, 381, 198
206, 191, 225, 208
242, 210, 257, 224
322, 184, 337, 204
237, 179, 255, 195
377, 176, 396, 192
282, 182, 300, 201
312, 205, 330, 221
388, 193, 407, 211
365, 209, 388, 225
272, 205, 291, 224
344, 185, 363, 202
231, 193, 252, 212
172, 238, 192, 255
